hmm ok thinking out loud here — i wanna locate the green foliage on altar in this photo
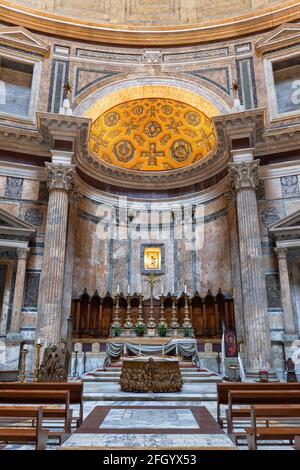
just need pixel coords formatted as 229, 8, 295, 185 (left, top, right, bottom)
110, 325, 122, 337
134, 323, 147, 337
157, 323, 168, 337
182, 327, 193, 337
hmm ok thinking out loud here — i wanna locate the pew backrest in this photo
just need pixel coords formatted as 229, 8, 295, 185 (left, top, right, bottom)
217, 382, 300, 424
0, 381, 83, 425
0, 389, 70, 406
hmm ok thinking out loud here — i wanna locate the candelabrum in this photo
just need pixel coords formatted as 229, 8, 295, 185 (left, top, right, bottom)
19, 347, 28, 383
170, 295, 179, 329
182, 293, 192, 329
124, 294, 133, 329
158, 294, 167, 327
136, 294, 145, 326
34, 341, 42, 382
112, 293, 121, 328
147, 274, 158, 328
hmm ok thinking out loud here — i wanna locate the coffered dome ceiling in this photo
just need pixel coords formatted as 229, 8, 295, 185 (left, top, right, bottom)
8, 0, 287, 25
89, 98, 217, 172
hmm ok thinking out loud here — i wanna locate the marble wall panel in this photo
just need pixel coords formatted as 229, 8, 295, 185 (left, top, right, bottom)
5, 177, 23, 198
198, 214, 232, 295
264, 178, 282, 200
22, 180, 40, 201
0, 177, 6, 198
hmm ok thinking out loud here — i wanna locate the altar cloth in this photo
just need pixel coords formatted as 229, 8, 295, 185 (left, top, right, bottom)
104, 338, 200, 367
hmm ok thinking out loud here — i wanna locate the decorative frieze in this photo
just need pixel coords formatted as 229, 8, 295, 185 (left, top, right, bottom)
281, 175, 300, 196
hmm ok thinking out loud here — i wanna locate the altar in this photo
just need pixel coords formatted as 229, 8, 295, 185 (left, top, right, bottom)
104, 338, 200, 367
120, 357, 182, 393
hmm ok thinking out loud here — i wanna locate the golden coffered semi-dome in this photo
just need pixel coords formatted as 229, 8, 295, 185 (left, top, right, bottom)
90, 98, 216, 172
1, 1, 299, 45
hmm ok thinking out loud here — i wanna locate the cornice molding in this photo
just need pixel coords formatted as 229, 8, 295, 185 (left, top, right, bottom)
0, 1, 300, 46
0, 25, 50, 57
255, 22, 300, 55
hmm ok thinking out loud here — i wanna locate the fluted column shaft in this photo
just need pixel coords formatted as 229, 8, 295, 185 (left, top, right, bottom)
61, 189, 81, 339
9, 247, 30, 333
37, 163, 75, 346
229, 160, 271, 373
275, 247, 296, 333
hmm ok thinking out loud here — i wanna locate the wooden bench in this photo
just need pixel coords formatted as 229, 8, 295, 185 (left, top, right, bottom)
295, 435, 300, 450
0, 407, 48, 450
0, 389, 72, 442
217, 382, 300, 427
0, 381, 83, 427
227, 390, 300, 438
245, 405, 300, 450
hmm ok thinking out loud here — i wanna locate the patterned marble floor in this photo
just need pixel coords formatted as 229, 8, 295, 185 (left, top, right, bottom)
1, 397, 294, 450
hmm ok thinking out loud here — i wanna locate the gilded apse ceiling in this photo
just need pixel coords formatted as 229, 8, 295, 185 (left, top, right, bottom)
89, 98, 217, 172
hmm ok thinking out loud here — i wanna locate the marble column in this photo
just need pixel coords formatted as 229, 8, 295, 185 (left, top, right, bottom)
9, 247, 30, 333
226, 192, 245, 342
275, 247, 296, 333
61, 188, 82, 339
229, 160, 271, 373
36, 163, 75, 347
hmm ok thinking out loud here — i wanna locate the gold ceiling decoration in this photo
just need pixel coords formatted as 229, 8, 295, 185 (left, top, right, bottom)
89, 98, 217, 172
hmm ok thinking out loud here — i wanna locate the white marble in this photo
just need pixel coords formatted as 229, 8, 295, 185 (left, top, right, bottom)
100, 409, 199, 430
61, 433, 235, 449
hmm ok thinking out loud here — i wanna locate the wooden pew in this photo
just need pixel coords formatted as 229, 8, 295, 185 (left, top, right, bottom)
0, 389, 72, 442
227, 390, 300, 438
245, 405, 300, 450
217, 382, 300, 427
295, 436, 300, 450
0, 382, 83, 427
0, 407, 48, 450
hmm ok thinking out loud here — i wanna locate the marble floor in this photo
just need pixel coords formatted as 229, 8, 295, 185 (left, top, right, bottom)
1, 386, 295, 450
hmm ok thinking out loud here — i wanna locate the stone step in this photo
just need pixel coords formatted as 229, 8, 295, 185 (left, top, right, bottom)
82, 376, 221, 384
83, 392, 217, 401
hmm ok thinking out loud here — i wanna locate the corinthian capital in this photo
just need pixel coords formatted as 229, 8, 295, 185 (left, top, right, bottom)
229, 160, 260, 192
16, 247, 30, 260
45, 163, 76, 192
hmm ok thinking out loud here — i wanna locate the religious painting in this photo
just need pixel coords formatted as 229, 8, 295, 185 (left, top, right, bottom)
140, 244, 165, 276
144, 247, 161, 271
224, 330, 238, 358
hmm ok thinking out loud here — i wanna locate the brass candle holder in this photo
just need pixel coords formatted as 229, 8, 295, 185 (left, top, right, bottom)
136, 294, 145, 326
112, 293, 121, 328
124, 294, 133, 329
182, 293, 192, 329
158, 294, 167, 327
170, 295, 179, 329
19, 347, 28, 383
34, 341, 42, 382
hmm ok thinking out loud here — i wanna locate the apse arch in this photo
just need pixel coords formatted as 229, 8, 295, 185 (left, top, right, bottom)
74, 76, 231, 120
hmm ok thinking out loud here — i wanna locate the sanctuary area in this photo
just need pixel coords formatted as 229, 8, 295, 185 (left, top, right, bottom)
0, 0, 299, 453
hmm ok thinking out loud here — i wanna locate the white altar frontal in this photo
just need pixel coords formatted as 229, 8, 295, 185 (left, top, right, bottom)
104, 338, 200, 367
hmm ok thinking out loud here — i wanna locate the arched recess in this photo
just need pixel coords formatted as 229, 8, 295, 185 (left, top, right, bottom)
74, 75, 231, 121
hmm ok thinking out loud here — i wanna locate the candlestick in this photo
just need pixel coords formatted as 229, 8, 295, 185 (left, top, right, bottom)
182, 293, 193, 329
112, 293, 121, 328
170, 294, 179, 329
34, 341, 42, 382
124, 294, 133, 329
19, 348, 28, 383
159, 294, 167, 327
136, 294, 145, 326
